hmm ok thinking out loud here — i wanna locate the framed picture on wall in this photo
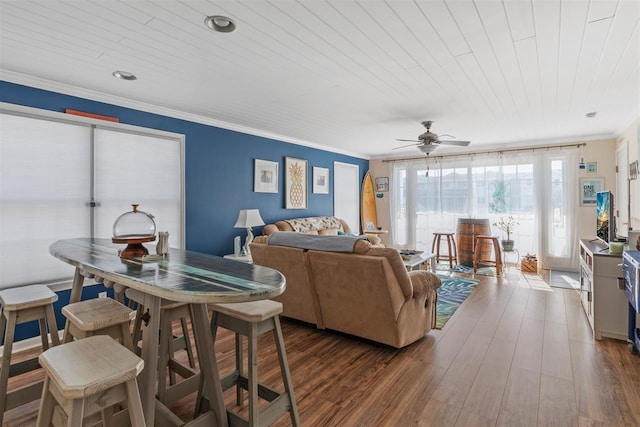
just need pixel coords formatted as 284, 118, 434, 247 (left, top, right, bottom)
285, 157, 308, 209
254, 159, 278, 193
312, 167, 329, 194
375, 177, 389, 192
586, 162, 598, 174
580, 177, 604, 205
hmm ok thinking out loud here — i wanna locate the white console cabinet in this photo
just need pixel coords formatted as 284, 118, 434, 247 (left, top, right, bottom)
579, 239, 627, 340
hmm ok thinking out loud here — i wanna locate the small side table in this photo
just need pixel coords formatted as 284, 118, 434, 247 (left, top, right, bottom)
223, 254, 253, 264
363, 229, 388, 237
502, 248, 520, 270
402, 252, 437, 273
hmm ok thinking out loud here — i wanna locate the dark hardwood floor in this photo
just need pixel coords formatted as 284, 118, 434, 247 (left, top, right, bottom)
3, 268, 640, 426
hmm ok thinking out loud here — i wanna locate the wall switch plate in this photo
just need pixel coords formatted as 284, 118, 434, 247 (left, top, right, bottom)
234, 236, 241, 256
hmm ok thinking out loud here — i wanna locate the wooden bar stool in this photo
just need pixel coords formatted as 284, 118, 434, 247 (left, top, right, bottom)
0, 284, 60, 424
62, 297, 135, 351
36, 335, 145, 427
125, 288, 198, 406
197, 300, 300, 427
473, 235, 503, 276
432, 232, 458, 268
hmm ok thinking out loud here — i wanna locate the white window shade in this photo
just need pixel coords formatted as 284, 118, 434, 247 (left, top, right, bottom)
94, 128, 182, 243
0, 108, 184, 289
0, 113, 92, 286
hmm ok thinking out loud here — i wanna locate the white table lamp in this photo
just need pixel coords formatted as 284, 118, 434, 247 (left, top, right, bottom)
234, 209, 265, 255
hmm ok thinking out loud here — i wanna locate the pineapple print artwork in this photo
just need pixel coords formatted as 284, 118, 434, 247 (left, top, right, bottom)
286, 158, 307, 209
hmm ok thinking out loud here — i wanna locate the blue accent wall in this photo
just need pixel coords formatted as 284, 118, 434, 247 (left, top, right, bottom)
0, 81, 368, 256
0, 80, 368, 341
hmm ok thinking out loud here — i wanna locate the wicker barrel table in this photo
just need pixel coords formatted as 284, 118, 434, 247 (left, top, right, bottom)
456, 218, 491, 267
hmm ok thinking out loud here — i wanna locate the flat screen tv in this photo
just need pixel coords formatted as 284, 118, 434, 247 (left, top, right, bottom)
596, 191, 615, 244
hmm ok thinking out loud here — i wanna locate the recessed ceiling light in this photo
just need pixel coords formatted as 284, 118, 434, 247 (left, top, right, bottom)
112, 71, 137, 81
586, 111, 597, 118
205, 15, 236, 33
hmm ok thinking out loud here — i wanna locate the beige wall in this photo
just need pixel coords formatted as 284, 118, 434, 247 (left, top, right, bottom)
369, 159, 392, 246
617, 117, 639, 231
576, 138, 618, 239
369, 137, 621, 246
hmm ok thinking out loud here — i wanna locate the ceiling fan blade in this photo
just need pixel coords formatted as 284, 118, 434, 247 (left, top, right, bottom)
439, 139, 470, 146
393, 143, 422, 150
395, 138, 420, 142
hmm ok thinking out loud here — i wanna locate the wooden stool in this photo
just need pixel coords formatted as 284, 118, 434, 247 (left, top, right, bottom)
473, 236, 503, 275
0, 285, 60, 424
36, 335, 145, 427
62, 297, 135, 351
197, 300, 300, 427
125, 288, 198, 406
432, 232, 458, 268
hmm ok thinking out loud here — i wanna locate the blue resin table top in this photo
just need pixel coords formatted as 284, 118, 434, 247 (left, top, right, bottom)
50, 238, 285, 303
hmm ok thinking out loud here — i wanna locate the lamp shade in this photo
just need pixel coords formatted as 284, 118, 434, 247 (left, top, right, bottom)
234, 209, 265, 228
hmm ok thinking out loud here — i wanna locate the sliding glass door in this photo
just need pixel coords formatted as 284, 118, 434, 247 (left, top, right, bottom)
0, 114, 93, 287
0, 108, 184, 288
391, 149, 579, 270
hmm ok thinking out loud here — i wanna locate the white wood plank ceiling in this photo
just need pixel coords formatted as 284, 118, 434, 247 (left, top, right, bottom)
1, 0, 638, 158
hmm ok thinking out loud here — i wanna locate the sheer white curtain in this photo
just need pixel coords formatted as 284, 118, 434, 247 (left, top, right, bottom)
534, 149, 579, 270
390, 148, 579, 270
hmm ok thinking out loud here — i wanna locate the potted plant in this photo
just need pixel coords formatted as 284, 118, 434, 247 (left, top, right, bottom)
493, 216, 518, 251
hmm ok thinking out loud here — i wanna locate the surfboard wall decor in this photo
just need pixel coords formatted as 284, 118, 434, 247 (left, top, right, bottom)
361, 171, 378, 232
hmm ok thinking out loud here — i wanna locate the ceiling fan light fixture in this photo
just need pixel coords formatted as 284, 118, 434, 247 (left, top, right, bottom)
418, 144, 438, 154
205, 15, 236, 33
112, 70, 137, 81
393, 120, 470, 153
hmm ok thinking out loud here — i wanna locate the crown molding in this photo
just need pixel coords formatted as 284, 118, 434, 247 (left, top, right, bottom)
1, 70, 369, 160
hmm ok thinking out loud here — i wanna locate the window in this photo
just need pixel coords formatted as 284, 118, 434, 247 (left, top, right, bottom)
0, 106, 184, 288
391, 149, 579, 269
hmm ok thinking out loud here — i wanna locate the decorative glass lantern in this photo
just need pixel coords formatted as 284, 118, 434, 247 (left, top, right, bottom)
112, 204, 156, 259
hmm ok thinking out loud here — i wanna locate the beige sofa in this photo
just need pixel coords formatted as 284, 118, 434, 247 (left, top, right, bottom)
262, 215, 352, 236
250, 233, 441, 348
262, 215, 381, 244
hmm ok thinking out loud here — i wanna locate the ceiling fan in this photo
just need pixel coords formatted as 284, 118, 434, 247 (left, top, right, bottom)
394, 121, 470, 154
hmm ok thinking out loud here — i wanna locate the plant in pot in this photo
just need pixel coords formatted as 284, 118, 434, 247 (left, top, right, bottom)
493, 216, 518, 251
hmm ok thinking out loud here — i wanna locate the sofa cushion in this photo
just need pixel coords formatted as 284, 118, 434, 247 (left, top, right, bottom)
284, 216, 343, 233
268, 232, 367, 253
318, 228, 339, 236
262, 216, 352, 236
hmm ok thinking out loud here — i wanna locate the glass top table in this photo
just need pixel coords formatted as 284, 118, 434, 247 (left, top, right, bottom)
50, 238, 286, 426
49, 238, 285, 304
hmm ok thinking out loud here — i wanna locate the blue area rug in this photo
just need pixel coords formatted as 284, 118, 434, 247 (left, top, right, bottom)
436, 275, 479, 329
436, 263, 497, 276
